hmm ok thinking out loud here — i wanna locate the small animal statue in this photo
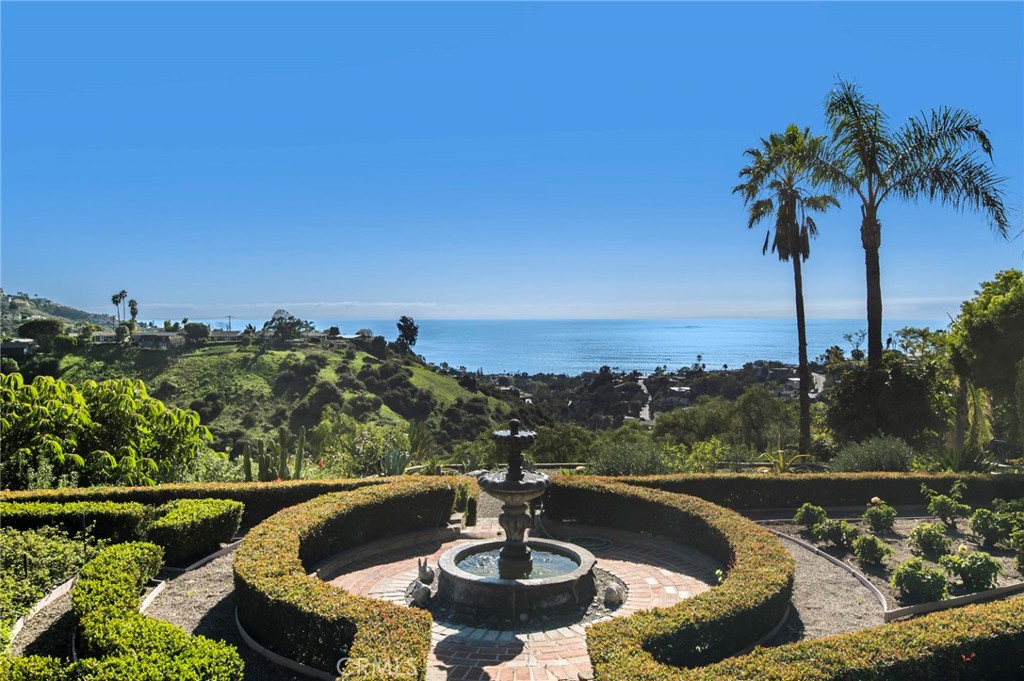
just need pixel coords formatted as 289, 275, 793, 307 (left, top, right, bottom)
410, 581, 431, 608
417, 558, 435, 584
604, 584, 625, 607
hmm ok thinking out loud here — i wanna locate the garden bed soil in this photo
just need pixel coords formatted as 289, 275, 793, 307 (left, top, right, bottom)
765, 518, 1023, 608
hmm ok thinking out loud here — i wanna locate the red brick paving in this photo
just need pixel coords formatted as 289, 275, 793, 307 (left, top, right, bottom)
327, 521, 719, 680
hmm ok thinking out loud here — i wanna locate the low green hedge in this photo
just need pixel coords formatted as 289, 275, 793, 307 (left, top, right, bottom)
621, 472, 1024, 510
148, 498, 244, 566
544, 476, 795, 671
1, 477, 409, 528
654, 594, 1024, 680
0, 501, 151, 542
234, 477, 464, 679
71, 542, 244, 680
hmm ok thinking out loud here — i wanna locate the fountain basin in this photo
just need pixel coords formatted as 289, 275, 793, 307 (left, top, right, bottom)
436, 538, 596, 619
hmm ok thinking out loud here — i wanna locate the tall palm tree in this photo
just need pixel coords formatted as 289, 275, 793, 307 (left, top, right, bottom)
128, 299, 139, 325
734, 125, 839, 455
111, 290, 126, 323
815, 80, 1010, 367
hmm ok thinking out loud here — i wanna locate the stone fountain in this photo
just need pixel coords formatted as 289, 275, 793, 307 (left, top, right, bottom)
436, 420, 596, 619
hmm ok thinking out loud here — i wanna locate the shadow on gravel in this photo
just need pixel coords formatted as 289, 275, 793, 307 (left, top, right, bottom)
18, 606, 75, 660
765, 607, 807, 647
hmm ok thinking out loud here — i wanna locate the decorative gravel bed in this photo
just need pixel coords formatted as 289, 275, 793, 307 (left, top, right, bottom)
765, 518, 1024, 608
9, 592, 75, 660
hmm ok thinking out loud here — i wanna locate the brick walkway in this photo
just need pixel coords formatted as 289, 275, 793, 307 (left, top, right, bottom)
327, 522, 720, 680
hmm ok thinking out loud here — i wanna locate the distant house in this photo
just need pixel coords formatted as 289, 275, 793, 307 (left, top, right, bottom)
92, 332, 118, 344
1, 338, 35, 359
210, 330, 242, 341
136, 331, 182, 350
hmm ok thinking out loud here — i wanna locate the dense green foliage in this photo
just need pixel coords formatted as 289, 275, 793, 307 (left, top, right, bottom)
545, 477, 794, 671
891, 557, 948, 604
939, 549, 1002, 591
862, 498, 897, 533
1, 373, 214, 489
0, 526, 98, 651
792, 502, 827, 528
830, 435, 915, 472
0, 501, 150, 542
909, 522, 951, 557
233, 478, 467, 677
147, 498, 243, 565
811, 519, 859, 548
852, 534, 891, 565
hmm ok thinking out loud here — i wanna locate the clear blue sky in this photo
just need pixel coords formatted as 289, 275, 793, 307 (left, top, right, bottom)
2, 1, 1022, 322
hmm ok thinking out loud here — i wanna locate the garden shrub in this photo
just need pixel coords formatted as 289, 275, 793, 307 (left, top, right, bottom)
862, 497, 897, 533
852, 534, 892, 566
909, 522, 951, 556
830, 435, 915, 472
620, 472, 1024, 510
891, 557, 948, 604
939, 550, 1003, 591
147, 498, 244, 565
968, 507, 1011, 547
792, 502, 827, 528
589, 440, 669, 476
921, 479, 971, 527
544, 476, 794, 670
234, 477, 463, 677
1012, 529, 1024, 572
652, 596, 1024, 680
0, 501, 150, 542
71, 542, 244, 680
812, 519, 859, 549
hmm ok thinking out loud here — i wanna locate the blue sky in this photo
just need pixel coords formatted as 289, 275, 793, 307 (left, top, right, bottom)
2, 1, 1022, 322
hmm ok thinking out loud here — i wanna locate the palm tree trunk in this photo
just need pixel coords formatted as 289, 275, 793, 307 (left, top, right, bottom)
861, 208, 884, 367
792, 256, 811, 455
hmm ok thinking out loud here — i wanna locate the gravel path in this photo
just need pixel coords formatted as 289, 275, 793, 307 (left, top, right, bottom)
766, 535, 884, 645
9, 593, 75, 660
146, 554, 305, 681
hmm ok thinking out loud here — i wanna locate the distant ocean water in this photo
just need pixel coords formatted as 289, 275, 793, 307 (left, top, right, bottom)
187, 318, 947, 376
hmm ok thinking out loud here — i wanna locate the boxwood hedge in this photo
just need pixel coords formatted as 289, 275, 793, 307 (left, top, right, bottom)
148, 498, 244, 566
233, 477, 466, 679
544, 476, 795, 671
0, 501, 151, 542
621, 472, 1024, 510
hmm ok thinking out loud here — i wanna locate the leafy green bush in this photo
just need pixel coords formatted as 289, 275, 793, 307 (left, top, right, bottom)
940, 549, 1003, 591
909, 522, 951, 556
793, 502, 827, 528
830, 435, 915, 472
921, 479, 971, 527
590, 440, 669, 476
969, 508, 1011, 547
0, 527, 99, 651
0, 501, 150, 542
812, 519, 860, 548
862, 497, 897, 533
234, 478, 462, 677
147, 498, 244, 566
545, 476, 794, 671
71, 542, 243, 680
891, 557, 948, 604
1013, 529, 1024, 572
852, 534, 892, 565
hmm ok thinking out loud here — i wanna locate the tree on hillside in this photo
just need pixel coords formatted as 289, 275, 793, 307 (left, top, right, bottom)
396, 315, 419, 348
813, 79, 1010, 368
734, 124, 838, 455
128, 299, 139, 326
183, 321, 211, 345
111, 290, 127, 322
17, 318, 65, 353
262, 309, 314, 344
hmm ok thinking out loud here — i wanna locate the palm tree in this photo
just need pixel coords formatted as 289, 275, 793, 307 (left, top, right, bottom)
111, 290, 126, 323
814, 80, 1010, 367
128, 299, 139, 325
734, 125, 839, 455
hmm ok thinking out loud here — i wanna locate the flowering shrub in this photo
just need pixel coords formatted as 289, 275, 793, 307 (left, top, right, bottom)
940, 549, 1003, 591
862, 497, 897, 533
891, 557, 948, 604
909, 522, 951, 556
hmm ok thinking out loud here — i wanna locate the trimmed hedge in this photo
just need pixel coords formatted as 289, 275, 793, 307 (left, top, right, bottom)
0, 501, 150, 542
148, 498, 244, 565
544, 476, 795, 671
233, 477, 465, 679
653, 595, 1024, 680
71, 542, 244, 680
2, 477, 414, 528
621, 472, 1024, 510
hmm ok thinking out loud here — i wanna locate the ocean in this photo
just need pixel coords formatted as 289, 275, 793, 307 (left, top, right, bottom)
187, 318, 947, 376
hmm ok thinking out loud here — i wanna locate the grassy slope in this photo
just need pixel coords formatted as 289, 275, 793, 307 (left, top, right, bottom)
57, 341, 498, 448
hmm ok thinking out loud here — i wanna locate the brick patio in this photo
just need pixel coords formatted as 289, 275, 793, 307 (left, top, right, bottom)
328, 521, 720, 680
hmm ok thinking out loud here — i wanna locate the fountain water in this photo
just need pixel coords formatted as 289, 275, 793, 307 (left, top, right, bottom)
435, 420, 596, 619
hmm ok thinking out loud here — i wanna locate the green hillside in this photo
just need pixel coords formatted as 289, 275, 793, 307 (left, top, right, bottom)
57, 340, 510, 454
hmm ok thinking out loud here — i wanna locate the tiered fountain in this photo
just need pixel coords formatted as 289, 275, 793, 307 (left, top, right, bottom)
436, 420, 596, 619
